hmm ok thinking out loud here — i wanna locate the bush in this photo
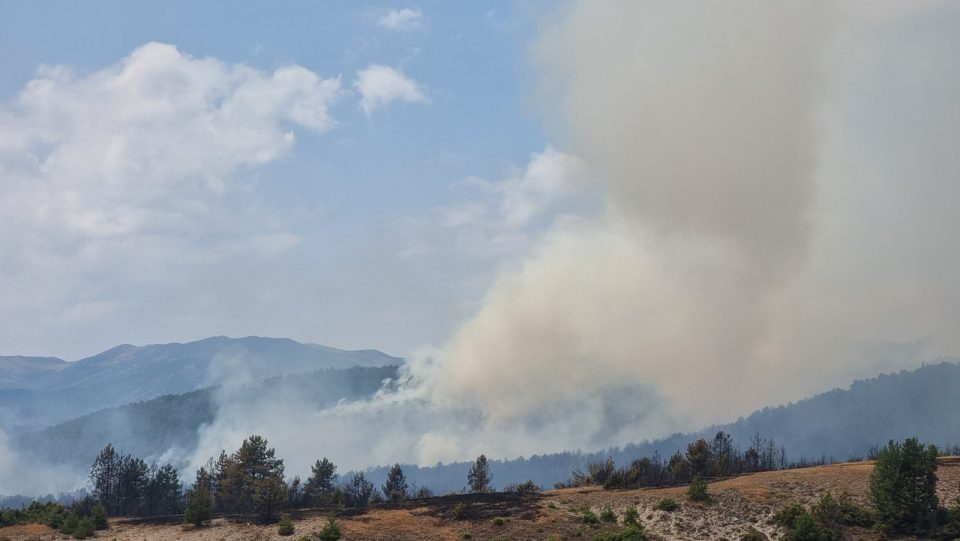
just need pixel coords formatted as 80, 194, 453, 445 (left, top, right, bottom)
687, 476, 709, 502
623, 507, 639, 525
91, 504, 108, 530
492, 516, 507, 526
505, 479, 542, 496
581, 509, 601, 524
591, 524, 647, 541
60, 513, 79, 535
772, 503, 806, 529
653, 498, 678, 512
278, 515, 295, 536
811, 492, 873, 529
452, 502, 469, 520
784, 512, 834, 541
73, 517, 95, 539
599, 506, 616, 522
316, 515, 343, 541
740, 527, 768, 541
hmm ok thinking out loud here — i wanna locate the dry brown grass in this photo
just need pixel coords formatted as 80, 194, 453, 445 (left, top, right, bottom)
3, 458, 959, 541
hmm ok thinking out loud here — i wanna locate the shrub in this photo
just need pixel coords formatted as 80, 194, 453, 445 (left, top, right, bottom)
73, 517, 95, 539
505, 479, 542, 496
740, 527, 768, 541
581, 509, 600, 524
623, 507, 639, 525
452, 502, 469, 520
278, 515, 295, 536
316, 515, 343, 541
591, 524, 647, 541
784, 512, 834, 541
687, 476, 709, 502
772, 503, 806, 529
492, 516, 507, 526
811, 492, 873, 529
653, 498, 678, 512
60, 513, 79, 535
91, 504, 108, 530
599, 506, 616, 522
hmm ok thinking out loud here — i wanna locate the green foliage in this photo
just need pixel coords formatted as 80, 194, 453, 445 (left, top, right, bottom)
687, 476, 709, 501
623, 507, 639, 525
184, 486, 213, 527
869, 438, 939, 533
315, 515, 343, 541
73, 517, 95, 539
504, 479, 542, 496
60, 512, 79, 535
468, 454, 492, 493
599, 506, 616, 522
811, 492, 873, 529
91, 504, 108, 530
492, 516, 507, 526
772, 503, 806, 529
278, 515, 295, 536
784, 512, 834, 541
461, 532, 472, 539
382, 463, 408, 501
343, 472, 374, 508
591, 524, 647, 541
580, 509, 600, 524
740, 527, 768, 541
653, 497, 678, 512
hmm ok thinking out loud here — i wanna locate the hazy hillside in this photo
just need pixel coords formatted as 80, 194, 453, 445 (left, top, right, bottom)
361, 361, 960, 492
0, 336, 401, 429
15, 365, 399, 469
0, 356, 66, 389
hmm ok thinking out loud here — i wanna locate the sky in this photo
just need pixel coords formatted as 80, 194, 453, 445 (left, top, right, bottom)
2, 0, 960, 490
0, 1, 573, 360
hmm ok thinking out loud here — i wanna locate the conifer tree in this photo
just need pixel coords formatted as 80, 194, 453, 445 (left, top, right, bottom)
382, 463, 408, 501
468, 454, 491, 493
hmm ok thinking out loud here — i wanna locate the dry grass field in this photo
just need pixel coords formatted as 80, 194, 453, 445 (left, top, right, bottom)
4, 458, 959, 541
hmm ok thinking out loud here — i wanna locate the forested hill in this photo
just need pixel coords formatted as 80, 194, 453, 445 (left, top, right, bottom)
0, 336, 401, 428
15, 365, 399, 470
360, 361, 960, 493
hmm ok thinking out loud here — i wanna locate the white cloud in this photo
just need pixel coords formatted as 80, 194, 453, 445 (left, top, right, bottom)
377, 8, 424, 31
354, 65, 427, 114
0, 42, 341, 353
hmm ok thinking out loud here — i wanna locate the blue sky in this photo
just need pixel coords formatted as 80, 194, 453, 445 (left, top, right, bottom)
0, 1, 579, 359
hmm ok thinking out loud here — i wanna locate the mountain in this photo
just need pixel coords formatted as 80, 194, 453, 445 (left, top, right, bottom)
358, 361, 960, 493
15, 364, 400, 469
0, 356, 66, 389
0, 336, 402, 429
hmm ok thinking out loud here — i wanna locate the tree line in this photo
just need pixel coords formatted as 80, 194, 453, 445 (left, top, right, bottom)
558, 431, 796, 489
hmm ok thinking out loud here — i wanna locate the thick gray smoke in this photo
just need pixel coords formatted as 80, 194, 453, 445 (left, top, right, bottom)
188, 0, 960, 475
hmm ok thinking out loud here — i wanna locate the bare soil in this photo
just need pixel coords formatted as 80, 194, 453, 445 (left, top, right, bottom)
3, 458, 959, 541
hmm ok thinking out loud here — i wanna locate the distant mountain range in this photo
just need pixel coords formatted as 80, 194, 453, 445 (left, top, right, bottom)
15, 365, 400, 469
0, 336, 402, 429
360, 360, 960, 493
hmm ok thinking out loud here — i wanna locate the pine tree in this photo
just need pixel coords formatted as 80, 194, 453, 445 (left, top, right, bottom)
90, 444, 121, 515
305, 458, 338, 505
382, 463, 408, 501
467, 454, 491, 493
232, 435, 287, 520
343, 472, 374, 508
184, 486, 213, 527
869, 438, 939, 533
